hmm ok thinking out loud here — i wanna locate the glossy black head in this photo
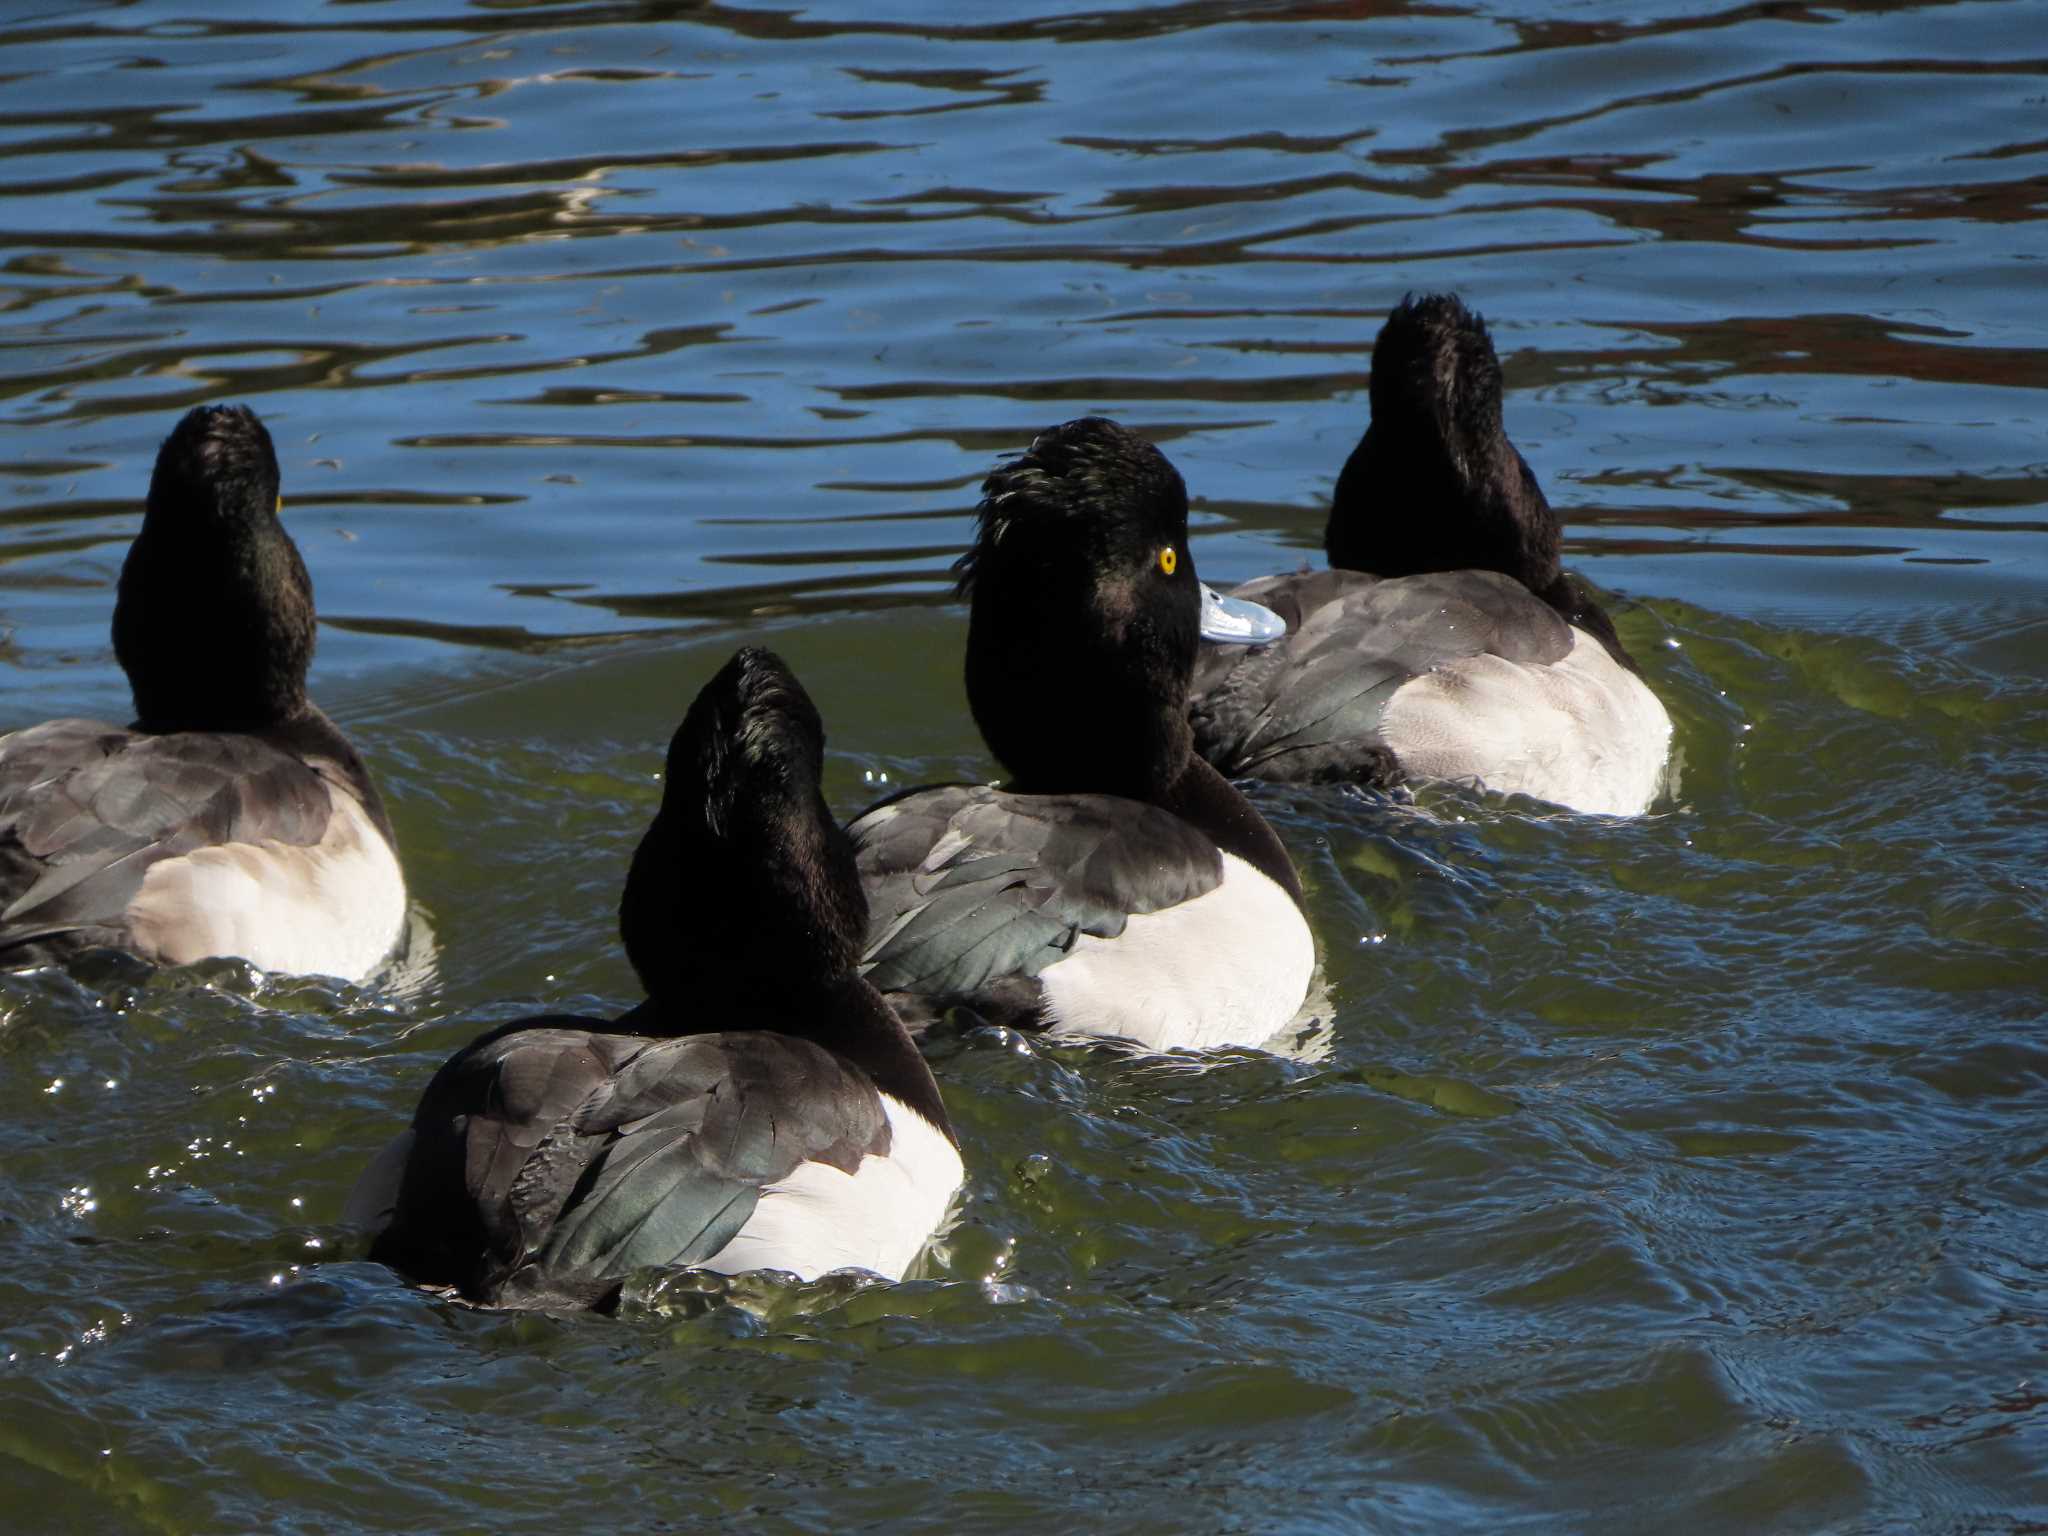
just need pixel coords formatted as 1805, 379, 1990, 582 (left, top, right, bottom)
621, 647, 870, 1009
956, 417, 1202, 799
113, 404, 315, 732
1326, 293, 1563, 595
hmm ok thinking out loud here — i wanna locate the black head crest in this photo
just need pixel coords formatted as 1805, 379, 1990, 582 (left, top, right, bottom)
115, 403, 314, 732
622, 647, 868, 1006
956, 417, 1188, 601
957, 419, 1203, 797
1328, 294, 1561, 592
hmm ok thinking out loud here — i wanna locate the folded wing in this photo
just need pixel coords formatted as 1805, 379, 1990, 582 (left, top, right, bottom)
374, 1022, 890, 1309
1189, 569, 1575, 784
851, 784, 1223, 1021
0, 719, 332, 956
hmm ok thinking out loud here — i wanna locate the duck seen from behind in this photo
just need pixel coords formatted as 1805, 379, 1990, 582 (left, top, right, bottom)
355, 647, 961, 1310
1189, 294, 1673, 816
0, 404, 406, 981
852, 417, 1315, 1053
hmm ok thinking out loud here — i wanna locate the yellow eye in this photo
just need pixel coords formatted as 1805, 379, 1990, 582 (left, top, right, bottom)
276, 496, 284, 514
1157, 546, 1178, 576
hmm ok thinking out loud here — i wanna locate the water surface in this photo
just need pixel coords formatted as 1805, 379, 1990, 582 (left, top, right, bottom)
1, 2, 2044, 1531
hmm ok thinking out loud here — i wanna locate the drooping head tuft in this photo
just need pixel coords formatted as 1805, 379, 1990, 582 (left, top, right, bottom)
956, 418, 1202, 797
1327, 293, 1561, 592
955, 416, 1191, 603
115, 404, 315, 732
147, 404, 284, 530
1367, 292, 1505, 483
621, 647, 869, 1008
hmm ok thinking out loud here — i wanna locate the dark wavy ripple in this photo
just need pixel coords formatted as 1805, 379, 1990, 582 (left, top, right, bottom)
1, 2, 2044, 1531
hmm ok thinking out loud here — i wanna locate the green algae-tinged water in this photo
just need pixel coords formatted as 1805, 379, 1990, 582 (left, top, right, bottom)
1, 1, 2044, 1529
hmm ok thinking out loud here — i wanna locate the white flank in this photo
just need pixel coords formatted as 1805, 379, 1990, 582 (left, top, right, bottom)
703, 1095, 963, 1283
1380, 626, 1673, 816
124, 783, 407, 982
1039, 851, 1315, 1052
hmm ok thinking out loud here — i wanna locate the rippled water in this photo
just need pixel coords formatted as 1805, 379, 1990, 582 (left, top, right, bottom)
2, 2, 2044, 1531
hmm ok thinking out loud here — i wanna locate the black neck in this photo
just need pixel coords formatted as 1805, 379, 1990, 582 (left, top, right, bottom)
981, 647, 1305, 910
623, 975, 955, 1146
1155, 754, 1305, 910
114, 517, 315, 734
965, 575, 1198, 805
1328, 425, 1558, 586
1330, 424, 1644, 676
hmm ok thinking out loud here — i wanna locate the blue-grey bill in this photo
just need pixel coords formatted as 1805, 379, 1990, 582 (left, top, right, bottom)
1199, 584, 1287, 644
